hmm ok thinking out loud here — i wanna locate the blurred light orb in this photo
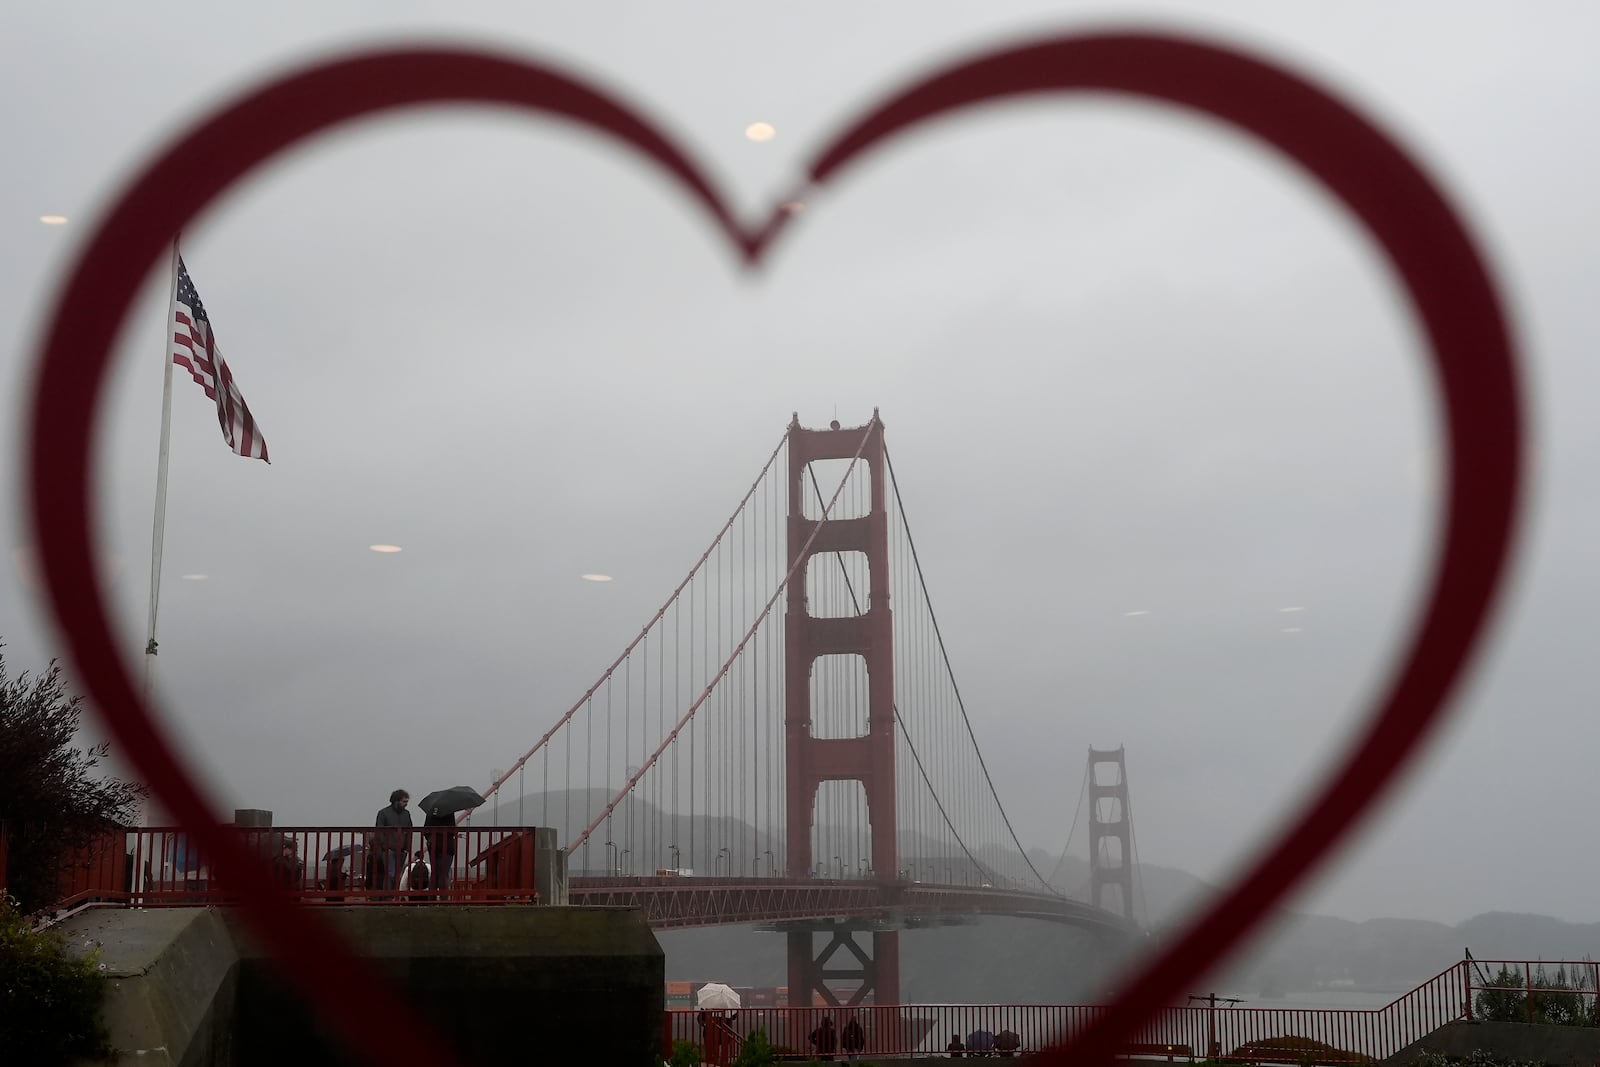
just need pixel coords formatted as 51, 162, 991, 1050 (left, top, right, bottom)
745, 122, 776, 142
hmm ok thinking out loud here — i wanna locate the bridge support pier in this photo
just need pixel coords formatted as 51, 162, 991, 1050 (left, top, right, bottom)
1088, 746, 1135, 921
782, 413, 901, 1005
784, 920, 900, 1007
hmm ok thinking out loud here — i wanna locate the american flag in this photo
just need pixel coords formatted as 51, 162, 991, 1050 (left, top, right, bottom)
171, 257, 269, 462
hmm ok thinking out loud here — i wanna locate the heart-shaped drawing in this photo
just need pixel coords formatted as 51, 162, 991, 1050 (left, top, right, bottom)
25, 32, 1522, 1067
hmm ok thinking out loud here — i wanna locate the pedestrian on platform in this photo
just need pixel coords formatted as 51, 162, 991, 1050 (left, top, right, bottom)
423, 806, 458, 895
947, 1032, 965, 1057
271, 839, 301, 890
374, 789, 413, 896
399, 849, 431, 897
810, 1016, 837, 1061
841, 1016, 865, 1060
995, 1028, 1021, 1057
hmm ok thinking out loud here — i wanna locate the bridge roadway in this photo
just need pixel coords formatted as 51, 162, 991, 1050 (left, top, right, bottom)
567, 875, 1138, 934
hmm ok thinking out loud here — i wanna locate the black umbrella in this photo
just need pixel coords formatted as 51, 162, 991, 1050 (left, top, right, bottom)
418, 786, 487, 817
323, 842, 365, 861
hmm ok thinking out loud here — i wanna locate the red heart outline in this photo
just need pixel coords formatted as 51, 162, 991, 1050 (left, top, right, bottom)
25, 33, 1521, 1067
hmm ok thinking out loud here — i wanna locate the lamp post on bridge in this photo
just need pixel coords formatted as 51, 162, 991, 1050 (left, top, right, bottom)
717, 847, 729, 876
621, 849, 630, 875
604, 840, 617, 877
764, 850, 775, 877
669, 844, 680, 873
833, 855, 842, 879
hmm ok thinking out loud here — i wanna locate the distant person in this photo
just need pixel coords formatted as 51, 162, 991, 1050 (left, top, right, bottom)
841, 1016, 865, 1060
374, 789, 413, 895
324, 854, 348, 902
947, 1032, 965, 1057
399, 849, 431, 897
698, 1009, 735, 1065
996, 1028, 1021, 1057
423, 807, 458, 895
809, 1016, 837, 1061
271, 840, 301, 889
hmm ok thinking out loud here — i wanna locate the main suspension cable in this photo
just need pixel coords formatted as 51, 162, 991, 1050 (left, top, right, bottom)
884, 444, 1057, 894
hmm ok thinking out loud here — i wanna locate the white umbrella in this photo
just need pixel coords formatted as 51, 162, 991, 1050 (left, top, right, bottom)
696, 982, 741, 1011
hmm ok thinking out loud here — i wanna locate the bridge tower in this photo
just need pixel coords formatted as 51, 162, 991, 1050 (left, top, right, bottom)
783, 412, 899, 1006
1088, 746, 1135, 921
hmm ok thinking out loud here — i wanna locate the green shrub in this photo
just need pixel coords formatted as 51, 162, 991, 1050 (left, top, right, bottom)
1472, 963, 1598, 1027
1413, 1050, 1547, 1067
670, 1038, 704, 1067
0, 893, 114, 1063
732, 1027, 778, 1067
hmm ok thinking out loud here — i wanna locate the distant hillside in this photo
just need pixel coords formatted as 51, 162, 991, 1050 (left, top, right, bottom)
487, 794, 1590, 1000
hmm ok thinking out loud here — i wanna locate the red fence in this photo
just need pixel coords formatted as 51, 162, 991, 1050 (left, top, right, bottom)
34, 825, 542, 914
663, 960, 1485, 1063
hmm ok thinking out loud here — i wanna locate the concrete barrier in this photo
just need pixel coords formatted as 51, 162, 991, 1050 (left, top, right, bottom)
64, 907, 238, 1067
64, 905, 661, 1065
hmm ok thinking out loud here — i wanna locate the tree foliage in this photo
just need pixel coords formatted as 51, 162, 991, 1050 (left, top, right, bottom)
0, 644, 144, 913
0, 892, 114, 1063
1472, 962, 1599, 1027
731, 1027, 778, 1067
669, 1038, 703, 1067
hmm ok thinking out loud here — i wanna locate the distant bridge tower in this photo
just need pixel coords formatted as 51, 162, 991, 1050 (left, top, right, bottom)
782, 411, 899, 1007
1088, 746, 1135, 922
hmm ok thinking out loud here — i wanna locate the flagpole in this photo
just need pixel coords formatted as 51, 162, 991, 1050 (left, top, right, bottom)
138, 236, 180, 840
146, 237, 179, 673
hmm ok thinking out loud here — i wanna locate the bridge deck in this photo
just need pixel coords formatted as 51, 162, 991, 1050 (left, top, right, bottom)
567, 876, 1136, 932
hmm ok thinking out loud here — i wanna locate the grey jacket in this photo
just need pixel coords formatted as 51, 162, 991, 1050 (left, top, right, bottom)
374, 803, 413, 853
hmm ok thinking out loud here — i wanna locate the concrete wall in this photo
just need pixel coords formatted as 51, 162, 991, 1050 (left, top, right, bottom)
1385, 1020, 1600, 1066
65, 905, 661, 1066
63, 907, 238, 1067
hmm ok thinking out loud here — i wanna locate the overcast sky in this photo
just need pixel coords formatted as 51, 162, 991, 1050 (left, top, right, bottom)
3, 2, 1597, 927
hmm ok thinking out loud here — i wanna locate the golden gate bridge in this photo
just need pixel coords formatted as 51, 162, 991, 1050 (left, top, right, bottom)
464, 411, 1145, 1006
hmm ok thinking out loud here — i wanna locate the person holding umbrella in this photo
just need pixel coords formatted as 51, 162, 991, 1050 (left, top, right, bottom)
696, 983, 740, 1066
418, 786, 486, 895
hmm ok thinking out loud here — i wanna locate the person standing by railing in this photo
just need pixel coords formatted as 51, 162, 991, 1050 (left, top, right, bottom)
423, 807, 457, 896
374, 789, 413, 897
271, 839, 302, 890
841, 1016, 865, 1061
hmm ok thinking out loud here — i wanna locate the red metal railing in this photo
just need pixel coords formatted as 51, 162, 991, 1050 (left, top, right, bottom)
660, 960, 1489, 1064
36, 825, 541, 913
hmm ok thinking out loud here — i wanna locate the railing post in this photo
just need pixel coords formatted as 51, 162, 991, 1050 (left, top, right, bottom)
518, 831, 536, 901
1526, 962, 1534, 1024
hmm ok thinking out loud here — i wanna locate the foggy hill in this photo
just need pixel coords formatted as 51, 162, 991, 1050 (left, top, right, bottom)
1176, 909, 1600, 996
488, 794, 1586, 999
489, 790, 1046, 880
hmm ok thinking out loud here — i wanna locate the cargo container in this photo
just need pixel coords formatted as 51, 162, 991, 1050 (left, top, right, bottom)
743, 986, 779, 1007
